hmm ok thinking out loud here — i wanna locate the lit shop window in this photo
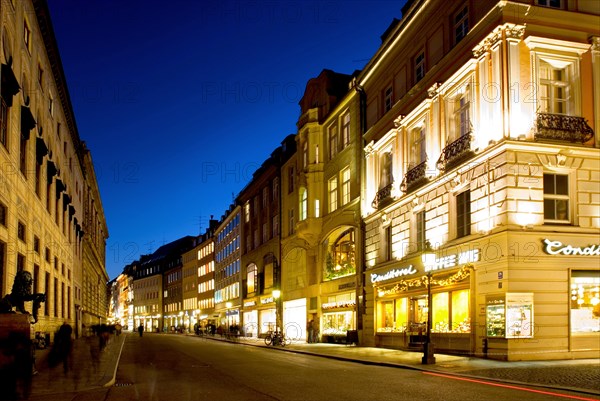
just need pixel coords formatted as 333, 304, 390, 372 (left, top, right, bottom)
571, 272, 600, 333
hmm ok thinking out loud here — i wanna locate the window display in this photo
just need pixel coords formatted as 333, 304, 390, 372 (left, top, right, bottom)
506, 293, 533, 338
486, 298, 505, 337
571, 271, 600, 333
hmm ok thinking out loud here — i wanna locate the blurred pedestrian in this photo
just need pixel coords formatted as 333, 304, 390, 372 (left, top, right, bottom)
50, 321, 73, 374
138, 324, 144, 337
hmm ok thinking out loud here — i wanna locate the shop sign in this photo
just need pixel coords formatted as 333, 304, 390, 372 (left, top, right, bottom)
543, 239, 600, 256
322, 299, 356, 310
260, 296, 274, 304
425, 249, 480, 272
244, 301, 256, 307
370, 265, 417, 284
225, 309, 238, 316
338, 282, 355, 290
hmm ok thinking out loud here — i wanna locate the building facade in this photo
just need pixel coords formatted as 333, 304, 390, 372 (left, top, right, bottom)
214, 205, 241, 329
0, 0, 108, 339
196, 228, 216, 331
360, 0, 599, 360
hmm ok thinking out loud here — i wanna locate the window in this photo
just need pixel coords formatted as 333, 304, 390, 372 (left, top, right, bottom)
262, 187, 268, 209
455, 89, 471, 138
299, 188, 307, 221
415, 51, 425, 83
247, 263, 257, 294
543, 173, 569, 223
33, 236, 40, 253
453, 5, 469, 45
17, 253, 25, 272
385, 225, 393, 261
329, 125, 338, 160
17, 221, 25, 242
0, 97, 7, 149
456, 190, 471, 238
262, 222, 268, 243
303, 141, 308, 168
244, 201, 250, 223
288, 209, 294, 235
416, 211, 426, 251
19, 131, 27, 176
253, 196, 259, 217
45, 247, 50, 262
37, 65, 44, 89
537, 0, 562, 8
324, 229, 356, 281
341, 113, 350, 148
384, 86, 393, 112
328, 177, 338, 213
0, 202, 6, 226
272, 215, 279, 237
539, 59, 570, 115
23, 19, 31, 52
341, 168, 351, 206
315, 199, 320, 218
272, 178, 279, 201
380, 151, 393, 189
288, 167, 294, 193
410, 127, 426, 167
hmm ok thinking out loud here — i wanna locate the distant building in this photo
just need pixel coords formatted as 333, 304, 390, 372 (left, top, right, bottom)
0, 0, 108, 339
214, 205, 241, 329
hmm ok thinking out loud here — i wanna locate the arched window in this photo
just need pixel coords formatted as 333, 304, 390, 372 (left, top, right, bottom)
324, 228, 356, 281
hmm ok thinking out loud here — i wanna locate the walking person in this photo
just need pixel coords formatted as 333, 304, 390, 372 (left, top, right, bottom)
138, 324, 144, 337
51, 321, 73, 375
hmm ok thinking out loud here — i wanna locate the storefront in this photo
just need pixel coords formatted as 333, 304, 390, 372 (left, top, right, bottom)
371, 248, 478, 353
321, 291, 357, 343
283, 298, 306, 341
258, 295, 276, 335
242, 300, 258, 337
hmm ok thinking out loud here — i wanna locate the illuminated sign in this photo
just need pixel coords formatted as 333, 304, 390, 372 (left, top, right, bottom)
322, 300, 356, 310
425, 249, 480, 272
260, 297, 274, 304
244, 301, 256, 307
370, 265, 417, 284
543, 239, 600, 256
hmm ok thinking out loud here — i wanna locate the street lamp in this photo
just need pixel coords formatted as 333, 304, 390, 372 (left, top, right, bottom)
272, 290, 281, 334
421, 240, 436, 365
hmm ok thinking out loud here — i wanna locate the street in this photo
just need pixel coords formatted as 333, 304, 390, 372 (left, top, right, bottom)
35, 334, 596, 401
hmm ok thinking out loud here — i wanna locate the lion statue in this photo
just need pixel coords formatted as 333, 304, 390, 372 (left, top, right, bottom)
0, 270, 46, 323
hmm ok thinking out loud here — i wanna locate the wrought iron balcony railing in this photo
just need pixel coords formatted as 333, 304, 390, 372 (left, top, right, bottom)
371, 182, 393, 209
401, 160, 428, 193
436, 132, 474, 173
534, 113, 594, 144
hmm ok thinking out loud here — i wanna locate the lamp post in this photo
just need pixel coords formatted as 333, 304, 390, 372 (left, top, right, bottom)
272, 290, 281, 334
421, 241, 436, 365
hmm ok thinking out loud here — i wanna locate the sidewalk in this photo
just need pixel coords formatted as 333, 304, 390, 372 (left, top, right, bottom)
30, 332, 125, 396
28, 332, 600, 397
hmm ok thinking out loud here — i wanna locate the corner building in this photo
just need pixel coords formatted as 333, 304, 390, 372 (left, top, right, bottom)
360, 0, 599, 360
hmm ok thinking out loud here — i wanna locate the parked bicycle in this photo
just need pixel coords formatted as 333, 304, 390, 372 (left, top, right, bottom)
264, 330, 289, 347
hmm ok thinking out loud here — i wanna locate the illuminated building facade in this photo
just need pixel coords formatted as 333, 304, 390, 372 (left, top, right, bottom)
360, 0, 599, 360
196, 227, 216, 330
0, 0, 108, 339
239, 136, 295, 338
214, 205, 241, 329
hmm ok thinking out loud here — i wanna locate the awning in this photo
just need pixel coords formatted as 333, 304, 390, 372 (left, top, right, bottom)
46, 160, 57, 184
1, 63, 20, 107
36, 136, 49, 164
21, 106, 36, 139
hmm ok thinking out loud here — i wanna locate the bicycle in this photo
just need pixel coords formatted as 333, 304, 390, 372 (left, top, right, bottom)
264, 330, 289, 347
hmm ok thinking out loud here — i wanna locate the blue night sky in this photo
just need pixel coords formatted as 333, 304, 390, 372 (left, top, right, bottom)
46, 0, 407, 280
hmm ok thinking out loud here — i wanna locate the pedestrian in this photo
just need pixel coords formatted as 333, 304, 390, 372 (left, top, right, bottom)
307, 320, 314, 343
51, 321, 73, 374
138, 324, 144, 337
115, 323, 122, 336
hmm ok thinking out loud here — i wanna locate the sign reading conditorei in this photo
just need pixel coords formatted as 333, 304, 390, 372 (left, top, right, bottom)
543, 239, 600, 256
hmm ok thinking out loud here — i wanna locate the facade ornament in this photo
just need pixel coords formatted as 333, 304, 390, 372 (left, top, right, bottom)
590, 36, 600, 52
427, 83, 441, 99
505, 24, 526, 41
364, 141, 375, 158
393, 115, 406, 128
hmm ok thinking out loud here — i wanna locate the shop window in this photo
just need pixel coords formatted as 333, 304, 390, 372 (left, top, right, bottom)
570, 271, 600, 333
543, 173, 569, 223
377, 297, 408, 333
431, 289, 470, 333
324, 229, 356, 281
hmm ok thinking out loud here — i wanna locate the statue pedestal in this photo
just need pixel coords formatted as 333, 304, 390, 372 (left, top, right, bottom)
0, 314, 33, 399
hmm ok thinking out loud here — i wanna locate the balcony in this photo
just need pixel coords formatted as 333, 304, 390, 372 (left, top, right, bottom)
401, 160, 428, 194
436, 132, 474, 173
534, 113, 594, 144
371, 183, 393, 209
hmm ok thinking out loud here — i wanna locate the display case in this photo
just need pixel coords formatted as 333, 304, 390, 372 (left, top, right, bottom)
506, 293, 534, 338
486, 301, 505, 337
